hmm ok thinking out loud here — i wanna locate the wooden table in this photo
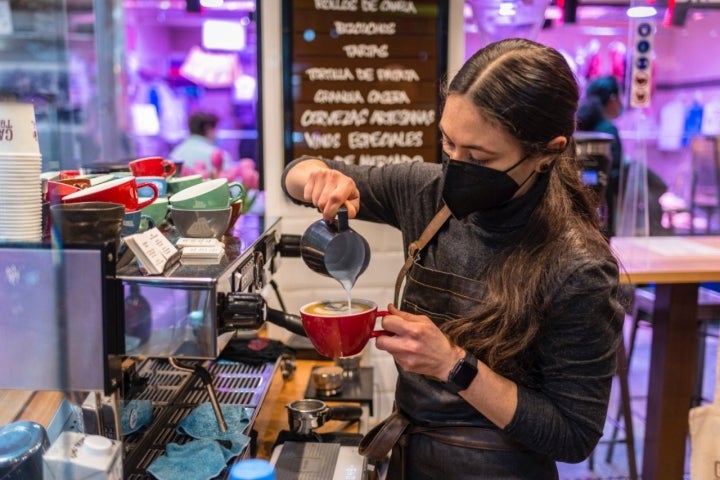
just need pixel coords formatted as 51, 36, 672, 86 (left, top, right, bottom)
611, 235, 720, 480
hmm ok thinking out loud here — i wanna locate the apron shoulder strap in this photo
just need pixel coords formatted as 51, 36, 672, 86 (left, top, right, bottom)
394, 205, 452, 306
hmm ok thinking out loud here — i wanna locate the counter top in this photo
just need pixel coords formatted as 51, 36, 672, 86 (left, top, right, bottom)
251, 357, 366, 459
0, 389, 65, 429
0, 357, 365, 464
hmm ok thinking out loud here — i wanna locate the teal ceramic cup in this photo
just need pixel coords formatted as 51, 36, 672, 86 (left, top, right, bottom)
169, 178, 244, 210
167, 174, 203, 195
122, 209, 156, 236
137, 176, 167, 197
140, 197, 169, 227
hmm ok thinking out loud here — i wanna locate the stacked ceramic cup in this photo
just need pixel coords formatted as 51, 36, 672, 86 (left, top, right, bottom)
167, 178, 244, 239
0, 103, 43, 242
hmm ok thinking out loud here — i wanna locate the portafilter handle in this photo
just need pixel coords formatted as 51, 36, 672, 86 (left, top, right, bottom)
266, 305, 308, 337
220, 292, 307, 337
326, 404, 364, 422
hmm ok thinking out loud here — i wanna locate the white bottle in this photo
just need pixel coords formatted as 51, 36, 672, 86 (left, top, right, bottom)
43, 432, 122, 479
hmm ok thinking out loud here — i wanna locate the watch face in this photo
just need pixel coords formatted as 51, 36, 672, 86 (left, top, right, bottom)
449, 353, 478, 392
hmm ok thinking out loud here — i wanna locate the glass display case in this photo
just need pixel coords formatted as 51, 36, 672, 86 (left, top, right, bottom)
0, 0, 261, 177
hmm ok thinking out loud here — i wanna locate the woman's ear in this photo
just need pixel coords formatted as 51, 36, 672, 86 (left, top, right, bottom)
534, 136, 568, 173
547, 135, 568, 152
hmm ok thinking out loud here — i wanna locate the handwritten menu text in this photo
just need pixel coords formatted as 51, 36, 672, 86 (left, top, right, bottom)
284, 0, 448, 166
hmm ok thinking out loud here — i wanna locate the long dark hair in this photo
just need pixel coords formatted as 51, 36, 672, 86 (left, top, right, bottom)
440, 39, 615, 382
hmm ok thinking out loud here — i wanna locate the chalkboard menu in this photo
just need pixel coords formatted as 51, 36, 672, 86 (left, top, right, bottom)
282, 0, 449, 166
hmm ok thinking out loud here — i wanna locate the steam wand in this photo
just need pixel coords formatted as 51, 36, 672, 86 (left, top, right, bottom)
168, 357, 228, 433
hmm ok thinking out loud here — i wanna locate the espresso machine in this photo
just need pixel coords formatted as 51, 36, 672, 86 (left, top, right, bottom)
111, 214, 315, 478
0, 213, 376, 479
114, 214, 374, 479
0, 215, 313, 479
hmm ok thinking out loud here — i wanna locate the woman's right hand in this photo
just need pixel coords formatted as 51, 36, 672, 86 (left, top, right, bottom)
282, 157, 358, 221
305, 167, 360, 220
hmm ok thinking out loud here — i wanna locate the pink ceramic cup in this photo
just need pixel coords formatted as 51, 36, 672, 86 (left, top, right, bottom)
61, 176, 159, 211
46, 181, 81, 205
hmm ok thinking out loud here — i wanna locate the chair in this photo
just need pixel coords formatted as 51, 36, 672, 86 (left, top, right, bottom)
588, 336, 639, 480
602, 284, 720, 464
689, 135, 720, 234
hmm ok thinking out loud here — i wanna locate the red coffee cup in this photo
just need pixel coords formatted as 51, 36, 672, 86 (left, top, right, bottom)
58, 169, 81, 180
61, 176, 159, 211
299, 299, 391, 358
129, 156, 177, 178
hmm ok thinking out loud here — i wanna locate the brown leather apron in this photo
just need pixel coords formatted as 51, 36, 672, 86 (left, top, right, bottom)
359, 206, 558, 479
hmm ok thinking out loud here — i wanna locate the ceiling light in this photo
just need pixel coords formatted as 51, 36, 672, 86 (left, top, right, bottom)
627, 6, 658, 18
498, 2, 517, 16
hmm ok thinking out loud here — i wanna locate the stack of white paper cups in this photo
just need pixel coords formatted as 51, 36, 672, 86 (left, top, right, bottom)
0, 102, 42, 242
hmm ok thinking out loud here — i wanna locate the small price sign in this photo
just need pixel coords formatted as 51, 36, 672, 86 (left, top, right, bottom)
630, 21, 654, 108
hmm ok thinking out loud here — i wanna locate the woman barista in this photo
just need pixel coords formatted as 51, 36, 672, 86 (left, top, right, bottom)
282, 38, 623, 479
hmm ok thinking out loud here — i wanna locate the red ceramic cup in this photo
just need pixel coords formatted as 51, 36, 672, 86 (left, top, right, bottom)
129, 156, 177, 178
61, 176, 159, 211
58, 169, 81, 180
299, 299, 390, 358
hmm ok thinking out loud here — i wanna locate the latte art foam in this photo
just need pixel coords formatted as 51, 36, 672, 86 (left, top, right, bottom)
304, 300, 373, 316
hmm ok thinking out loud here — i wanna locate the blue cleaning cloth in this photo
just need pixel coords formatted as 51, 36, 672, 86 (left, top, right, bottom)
121, 399, 154, 435
176, 402, 251, 460
147, 439, 227, 480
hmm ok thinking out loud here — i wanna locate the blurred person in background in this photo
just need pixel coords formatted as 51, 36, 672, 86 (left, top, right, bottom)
169, 110, 233, 178
170, 110, 263, 214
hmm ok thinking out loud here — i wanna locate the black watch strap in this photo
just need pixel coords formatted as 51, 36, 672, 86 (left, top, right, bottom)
446, 350, 478, 393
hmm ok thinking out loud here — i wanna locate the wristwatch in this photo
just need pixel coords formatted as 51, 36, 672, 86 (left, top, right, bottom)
446, 350, 478, 393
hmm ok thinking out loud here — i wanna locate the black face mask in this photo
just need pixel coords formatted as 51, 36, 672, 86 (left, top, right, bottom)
442, 154, 534, 218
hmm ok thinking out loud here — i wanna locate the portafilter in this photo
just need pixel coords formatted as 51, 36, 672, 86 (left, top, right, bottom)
286, 399, 363, 435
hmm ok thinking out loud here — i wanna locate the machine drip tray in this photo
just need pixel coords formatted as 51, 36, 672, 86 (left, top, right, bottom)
304, 366, 374, 415
274, 429, 363, 449
271, 440, 367, 480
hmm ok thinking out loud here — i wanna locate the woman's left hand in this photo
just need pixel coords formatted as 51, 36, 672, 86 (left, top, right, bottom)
374, 304, 465, 381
